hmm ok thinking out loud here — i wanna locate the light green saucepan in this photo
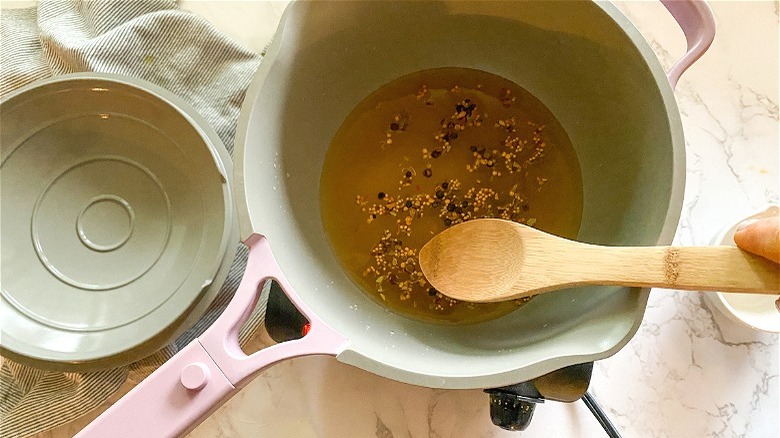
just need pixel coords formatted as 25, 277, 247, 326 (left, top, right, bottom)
232, 0, 711, 388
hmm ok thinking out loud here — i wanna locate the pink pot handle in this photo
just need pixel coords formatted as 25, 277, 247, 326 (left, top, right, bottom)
77, 234, 348, 438
76, 341, 237, 438
198, 234, 349, 386
659, 0, 716, 89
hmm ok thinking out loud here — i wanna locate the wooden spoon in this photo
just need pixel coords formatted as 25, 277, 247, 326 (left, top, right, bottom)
418, 218, 780, 303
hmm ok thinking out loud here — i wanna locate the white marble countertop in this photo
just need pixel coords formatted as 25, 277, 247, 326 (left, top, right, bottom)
16, 1, 779, 437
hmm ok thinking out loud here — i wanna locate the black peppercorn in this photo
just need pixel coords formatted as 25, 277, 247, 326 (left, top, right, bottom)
435, 191, 444, 199
447, 203, 456, 212
441, 182, 449, 190
405, 200, 413, 208
423, 168, 432, 178
431, 149, 442, 158
378, 192, 386, 199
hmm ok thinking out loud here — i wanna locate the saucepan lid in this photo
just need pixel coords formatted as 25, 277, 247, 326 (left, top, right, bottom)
0, 73, 237, 370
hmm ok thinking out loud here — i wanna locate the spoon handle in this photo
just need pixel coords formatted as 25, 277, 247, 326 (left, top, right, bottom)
583, 245, 779, 293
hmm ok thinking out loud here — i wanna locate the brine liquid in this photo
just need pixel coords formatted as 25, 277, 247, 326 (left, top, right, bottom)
321, 68, 583, 325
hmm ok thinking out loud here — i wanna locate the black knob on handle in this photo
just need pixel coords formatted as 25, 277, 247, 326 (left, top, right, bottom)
488, 392, 537, 431
485, 382, 545, 432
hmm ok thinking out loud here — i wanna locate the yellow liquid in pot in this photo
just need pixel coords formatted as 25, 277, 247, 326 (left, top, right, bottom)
321, 68, 583, 325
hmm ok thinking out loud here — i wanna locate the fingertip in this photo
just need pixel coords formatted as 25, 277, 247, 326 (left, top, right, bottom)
732, 217, 780, 263
735, 219, 757, 233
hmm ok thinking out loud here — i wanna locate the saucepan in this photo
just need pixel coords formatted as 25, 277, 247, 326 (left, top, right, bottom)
79, 1, 715, 436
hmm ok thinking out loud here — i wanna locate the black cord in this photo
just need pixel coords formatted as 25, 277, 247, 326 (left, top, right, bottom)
581, 391, 622, 438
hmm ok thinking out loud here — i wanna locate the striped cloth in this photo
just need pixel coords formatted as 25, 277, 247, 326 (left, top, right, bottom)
0, 2, 268, 436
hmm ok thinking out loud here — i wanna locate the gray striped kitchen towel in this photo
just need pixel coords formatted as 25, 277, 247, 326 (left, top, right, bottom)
0, 2, 268, 436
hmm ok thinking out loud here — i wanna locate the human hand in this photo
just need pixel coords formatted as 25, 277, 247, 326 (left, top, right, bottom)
733, 213, 780, 312
733, 215, 780, 264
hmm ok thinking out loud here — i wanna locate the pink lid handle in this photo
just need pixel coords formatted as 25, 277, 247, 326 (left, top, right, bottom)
77, 234, 348, 437
659, 0, 716, 89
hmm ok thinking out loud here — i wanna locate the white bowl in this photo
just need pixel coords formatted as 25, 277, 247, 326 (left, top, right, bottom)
703, 205, 780, 333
